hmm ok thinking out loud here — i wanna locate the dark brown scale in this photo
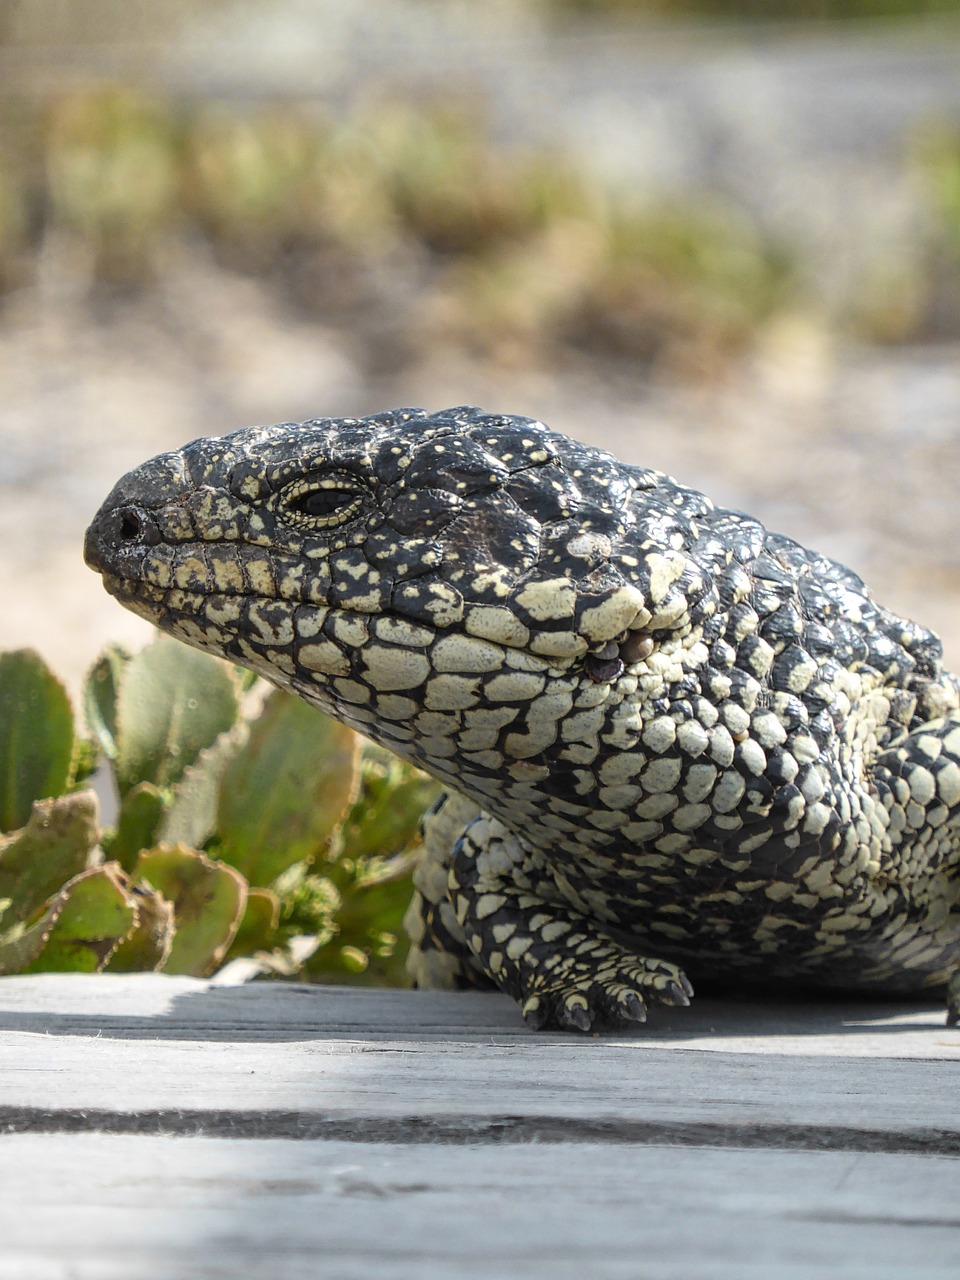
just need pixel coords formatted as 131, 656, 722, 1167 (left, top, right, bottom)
620, 631, 656, 665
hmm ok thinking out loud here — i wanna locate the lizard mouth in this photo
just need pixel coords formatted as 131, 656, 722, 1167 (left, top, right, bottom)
84, 489, 654, 718
87, 526, 657, 712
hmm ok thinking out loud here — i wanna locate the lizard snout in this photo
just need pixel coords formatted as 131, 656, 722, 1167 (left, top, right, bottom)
83, 448, 189, 578
83, 500, 162, 575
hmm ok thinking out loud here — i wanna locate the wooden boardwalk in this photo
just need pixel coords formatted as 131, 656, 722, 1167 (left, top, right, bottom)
1, 973, 958, 1279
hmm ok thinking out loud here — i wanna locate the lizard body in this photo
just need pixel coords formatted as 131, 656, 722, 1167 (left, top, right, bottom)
85, 406, 960, 1029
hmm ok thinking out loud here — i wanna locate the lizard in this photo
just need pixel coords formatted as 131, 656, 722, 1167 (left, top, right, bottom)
84, 405, 960, 1031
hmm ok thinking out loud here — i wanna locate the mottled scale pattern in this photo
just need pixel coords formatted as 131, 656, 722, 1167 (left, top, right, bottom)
84, 406, 960, 1031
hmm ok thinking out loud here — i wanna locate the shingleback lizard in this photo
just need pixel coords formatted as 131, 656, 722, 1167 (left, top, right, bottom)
84, 406, 960, 1031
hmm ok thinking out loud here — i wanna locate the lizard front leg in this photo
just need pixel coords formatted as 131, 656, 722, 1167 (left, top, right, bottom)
449, 814, 693, 1031
404, 791, 491, 991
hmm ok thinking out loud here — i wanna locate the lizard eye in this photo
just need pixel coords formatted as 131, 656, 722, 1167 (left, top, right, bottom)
283, 479, 364, 529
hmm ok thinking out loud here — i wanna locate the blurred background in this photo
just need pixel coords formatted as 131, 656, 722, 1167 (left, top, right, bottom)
3, 0, 960, 690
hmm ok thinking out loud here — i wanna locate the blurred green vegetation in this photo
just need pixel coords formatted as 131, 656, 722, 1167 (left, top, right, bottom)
0, 640, 438, 984
920, 130, 960, 262
1, 83, 959, 374
543, 0, 960, 20
0, 87, 799, 376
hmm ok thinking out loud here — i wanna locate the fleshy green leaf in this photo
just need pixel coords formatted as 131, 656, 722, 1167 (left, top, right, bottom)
115, 636, 241, 796
275, 865, 340, 941
216, 690, 360, 886
20, 864, 138, 974
72, 737, 101, 786
339, 747, 439, 862
0, 650, 75, 830
109, 782, 167, 872
0, 899, 66, 974
158, 721, 249, 849
83, 644, 130, 762
224, 886, 280, 961
339, 945, 369, 974
310, 854, 416, 988
0, 791, 100, 924
133, 845, 247, 977
233, 666, 261, 693
106, 883, 175, 971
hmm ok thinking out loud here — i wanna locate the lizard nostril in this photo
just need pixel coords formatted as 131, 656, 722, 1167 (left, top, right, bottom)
118, 509, 144, 541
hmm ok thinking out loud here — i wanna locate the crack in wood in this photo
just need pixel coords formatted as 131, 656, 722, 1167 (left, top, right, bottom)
1, 1107, 957, 1155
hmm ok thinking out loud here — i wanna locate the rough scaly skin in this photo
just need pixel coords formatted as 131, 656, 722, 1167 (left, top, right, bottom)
84, 406, 960, 1031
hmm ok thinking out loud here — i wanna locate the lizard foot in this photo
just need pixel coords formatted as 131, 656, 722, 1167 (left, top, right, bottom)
519, 940, 693, 1032
450, 810, 695, 1032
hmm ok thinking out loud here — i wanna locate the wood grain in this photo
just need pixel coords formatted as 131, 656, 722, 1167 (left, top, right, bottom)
1, 974, 957, 1278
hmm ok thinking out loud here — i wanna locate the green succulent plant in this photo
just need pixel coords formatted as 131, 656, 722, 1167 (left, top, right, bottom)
0, 639, 438, 982
0, 86, 808, 373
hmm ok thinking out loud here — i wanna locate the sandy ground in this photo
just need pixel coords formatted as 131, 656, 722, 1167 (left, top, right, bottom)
3, 251, 960, 706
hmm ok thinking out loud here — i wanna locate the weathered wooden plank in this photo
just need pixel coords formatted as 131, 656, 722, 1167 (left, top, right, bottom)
1, 975, 958, 1279
0, 975, 957, 1148
1, 971, 956, 1054
0, 1135, 958, 1280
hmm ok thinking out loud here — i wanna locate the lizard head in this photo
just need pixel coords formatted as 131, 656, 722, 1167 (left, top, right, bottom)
85, 405, 719, 792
